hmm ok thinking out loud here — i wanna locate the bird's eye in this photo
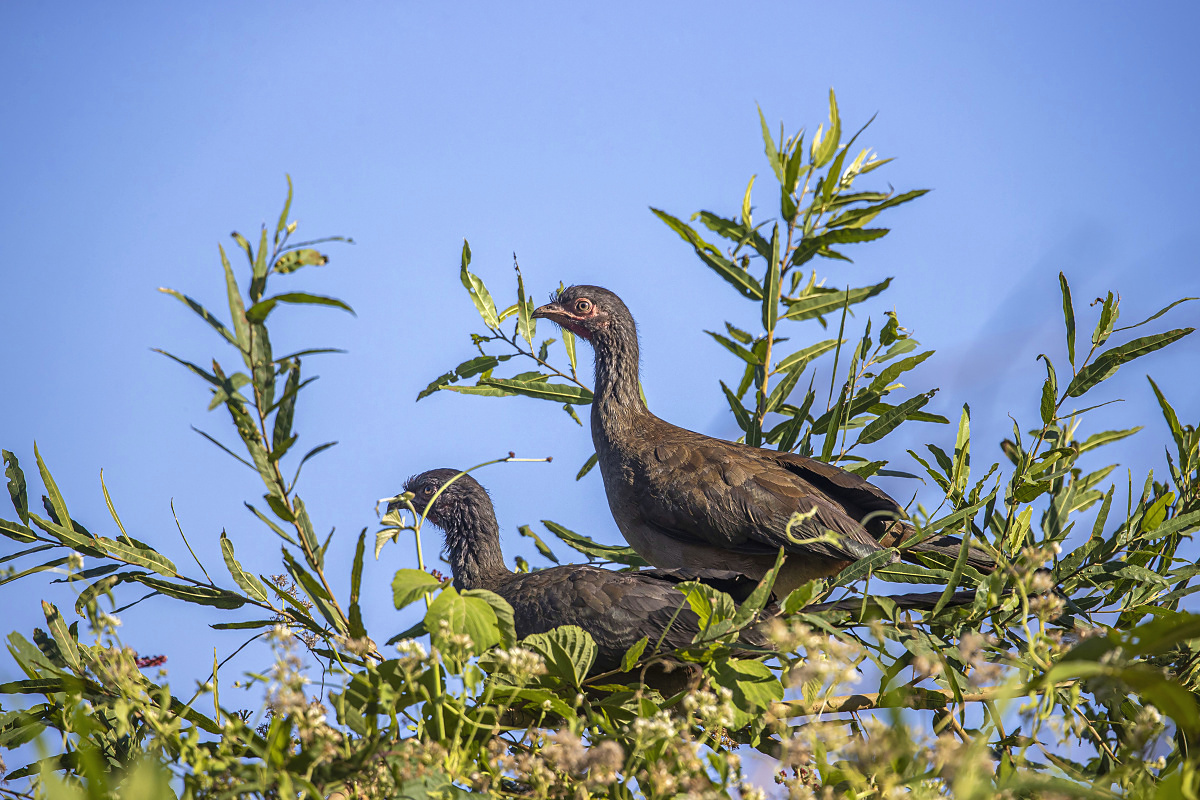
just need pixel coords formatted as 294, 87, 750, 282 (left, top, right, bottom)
575, 299, 592, 314
422, 485, 435, 496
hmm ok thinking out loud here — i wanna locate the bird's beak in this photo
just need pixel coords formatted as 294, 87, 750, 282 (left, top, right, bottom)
531, 301, 564, 321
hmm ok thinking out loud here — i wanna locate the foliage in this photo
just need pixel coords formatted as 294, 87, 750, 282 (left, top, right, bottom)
1, 98, 1199, 799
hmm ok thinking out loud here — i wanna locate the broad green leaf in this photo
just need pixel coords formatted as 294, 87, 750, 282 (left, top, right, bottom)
245, 292, 355, 324
462, 588, 517, 648
680, 581, 737, 632
711, 657, 783, 729
3, 451, 29, 525
523, 625, 596, 687
479, 377, 593, 404
621, 636, 649, 672
220, 533, 269, 603
392, 569, 443, 610
426, 586, 501, 660
1063, 328, 1194, 397
782, 279, 891, 322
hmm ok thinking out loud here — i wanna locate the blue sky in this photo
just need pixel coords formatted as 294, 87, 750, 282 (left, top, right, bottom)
2, 1, 1198, 734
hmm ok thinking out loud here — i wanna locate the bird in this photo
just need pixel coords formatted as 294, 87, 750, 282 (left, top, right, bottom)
394, 468, 770, 687
532, 285, 996, 596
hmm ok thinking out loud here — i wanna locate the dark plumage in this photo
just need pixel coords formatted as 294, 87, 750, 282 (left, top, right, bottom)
532, 285, 995, 595
395, 469, 769, 680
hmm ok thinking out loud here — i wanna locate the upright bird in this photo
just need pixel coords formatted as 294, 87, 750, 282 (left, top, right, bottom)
532, 285, 995, 596
393, 468, 770, 684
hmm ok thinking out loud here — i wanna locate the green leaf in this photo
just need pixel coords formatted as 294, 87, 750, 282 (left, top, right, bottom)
157, 287, 240, 348
292, 496, 322, 561
0, 556, 71, 586
245, 292, 355, 323
130, 574, 246, 609
621, 636, 649, 672
762, 223, 781, 331
33, 444, 71, 541
1060, 272, 1076, 366
720, 380, 752, 432
868, 350, 934, 394
99, 536, 177, 578
705, 331, 761, 365
220, 533, 269, 603
1114, 296, 1196, 333
563, 329, 578, 374
392, 569, 443, 610
1038, 355, 1058, 425
575, 452, 599, 481
756, 104, 784, 183
1078, 427, 1143, 453
810, 89, 842, 168
1063, 328, 1194, 397
283, 550, 344, 632
1090, 291, 1118, 347
458, 240, 501, 330
272, 249, 328, 275
542, 520, 648, 566
274, 174, 293, 242
517, 525, 560, 564
426, 586, 501, 660
523, 625, 596, 687
462, 588, 517, 648
711, 658, 783, 729
516, 267, 536, 347
244, 502, 297, 545
479, 377, 593, 404
830, 548, 899, 589
41, 601, 80, 672
856, 391, 935, 446
346, 529, 367, 639
782, 279, 891, 322
3, 451, 29, 525
651, 208, 763, 300
272, 360, 301, 453
792, 228, 888, 268
219, 245, 251, 355
825, 190, 928, 230
775, 338, 841, 373
0, 518, 38, 543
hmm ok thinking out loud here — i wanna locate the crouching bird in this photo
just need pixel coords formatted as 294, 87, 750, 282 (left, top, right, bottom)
394, 468, 770, 689
532, 286, 996, 596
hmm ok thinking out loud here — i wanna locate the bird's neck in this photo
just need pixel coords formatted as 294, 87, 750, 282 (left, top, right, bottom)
590, 325, 650, 443
440, 501, 511, 592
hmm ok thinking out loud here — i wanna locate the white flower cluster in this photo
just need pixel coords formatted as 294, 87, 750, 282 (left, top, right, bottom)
491, 646, 547, 679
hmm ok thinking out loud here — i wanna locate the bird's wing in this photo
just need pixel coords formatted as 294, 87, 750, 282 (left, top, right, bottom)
638, 438, 885, 563
770, 451, 906, 519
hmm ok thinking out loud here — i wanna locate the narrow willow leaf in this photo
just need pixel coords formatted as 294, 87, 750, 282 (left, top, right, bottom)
283, 550, 344, 632
516, 267, 535, 347
825, 190, 928, 230
868, 350, 934, 393
33, 444, 71, 539
705, 331, 761, 365
292, 496, 322, 563
219, 245, 251, 355
775, 339, 841, 373
0, 556, 71, 587
41, 602, 80, 672
1079, 427, 1143, 453
810, 88, 842, 168
220, 533, 269, 603
245, 292, 355, 324
348, 529, 367, 638
576, 452, 599, 481
479, 377, 593, 405
99, 537, 177, 578
459, 240, 501, 330
0, 519, 38, 543
1114, 296, 1197, 333
272, 249, 328, 274
830, 548, 898, 588
951, 404, 971, 497
289, 442, 338, 493
1038, 354, 1058, 424
245, 502, 298, 545
273, 360, 301, 452
756, 104, 784, 183
765, 366, 803, 414
1064, 328, 1194, 397
783, 279, 891, 322
542, 520, 647, 566
157, 288, 239, 348
763, 223, 781, 331
792, 228, 888, 268
856, 391, 935, 446
1060, 272, 1076, 366
720, 381, 752, 432
3, 450, 29, 525
518, 524, 560, 564
650, 208, 763, 300
741, 174, 756, 225
1147, 376, 1183, 448
130, 575, 246, 609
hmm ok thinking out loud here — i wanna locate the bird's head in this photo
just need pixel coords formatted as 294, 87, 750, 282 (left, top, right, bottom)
394, 468, 486, 528
532, 285, 632, 342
